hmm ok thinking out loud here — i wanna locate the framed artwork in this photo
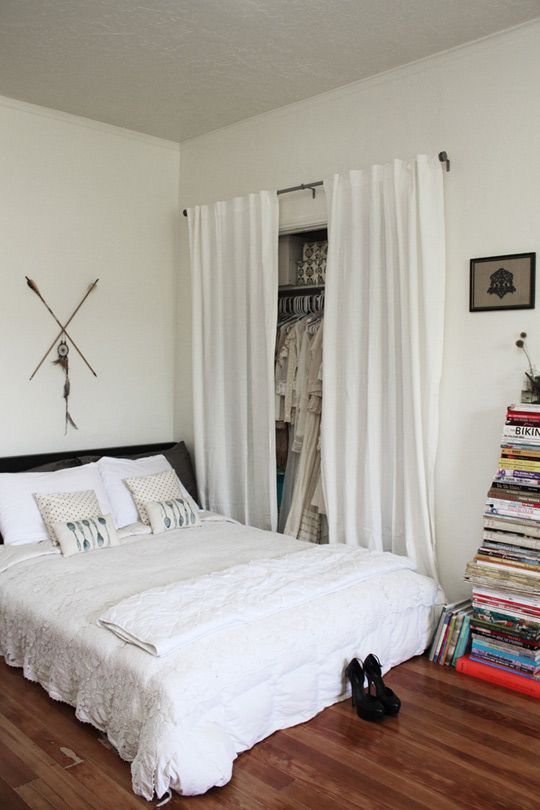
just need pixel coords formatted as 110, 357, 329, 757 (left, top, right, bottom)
470, 252, 535, 312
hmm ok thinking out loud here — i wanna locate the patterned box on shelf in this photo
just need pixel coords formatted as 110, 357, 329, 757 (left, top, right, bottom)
296, 240, 327, 285
303, 241, 327, 262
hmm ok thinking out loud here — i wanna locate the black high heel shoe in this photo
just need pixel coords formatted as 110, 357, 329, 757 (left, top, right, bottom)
344, 659, 385, 722
363, 654, 401, 716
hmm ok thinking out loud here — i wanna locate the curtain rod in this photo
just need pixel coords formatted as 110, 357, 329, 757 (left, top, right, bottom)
182, 151, 450, 216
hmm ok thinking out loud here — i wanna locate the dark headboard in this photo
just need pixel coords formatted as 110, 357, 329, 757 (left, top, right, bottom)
0, 443, 176, 473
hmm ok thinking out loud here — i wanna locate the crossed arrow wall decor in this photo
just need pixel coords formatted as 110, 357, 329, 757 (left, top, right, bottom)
26, 277, 99, 434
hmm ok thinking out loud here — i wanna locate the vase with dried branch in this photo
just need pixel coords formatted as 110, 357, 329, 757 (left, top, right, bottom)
515, 331, 540, 404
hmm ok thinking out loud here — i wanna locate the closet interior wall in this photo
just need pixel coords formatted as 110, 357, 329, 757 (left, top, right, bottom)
276, 228, 327, 543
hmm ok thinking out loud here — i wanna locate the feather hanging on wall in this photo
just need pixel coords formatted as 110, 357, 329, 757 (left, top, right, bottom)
26, 277, 99, 432
52, 340, 78, 433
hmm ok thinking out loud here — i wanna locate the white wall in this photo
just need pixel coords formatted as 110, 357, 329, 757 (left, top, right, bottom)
176, 20, 540, 599
0, 97, 180, 455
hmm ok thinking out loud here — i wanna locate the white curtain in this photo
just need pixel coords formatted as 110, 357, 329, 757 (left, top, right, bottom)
188, 191, 279, 530
322, 156, 445, 578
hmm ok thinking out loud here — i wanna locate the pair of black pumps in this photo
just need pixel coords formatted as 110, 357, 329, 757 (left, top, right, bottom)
345, 654, 401, 722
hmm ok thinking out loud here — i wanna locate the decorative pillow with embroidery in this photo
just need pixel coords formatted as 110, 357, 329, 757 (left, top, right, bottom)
145, 497, 202, 534
52, 513, 119, 557
124, 469, 199, 526
34, 489, 102, 545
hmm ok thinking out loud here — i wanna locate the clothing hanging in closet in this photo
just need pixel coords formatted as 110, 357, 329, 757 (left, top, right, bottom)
275, 291, 326, 543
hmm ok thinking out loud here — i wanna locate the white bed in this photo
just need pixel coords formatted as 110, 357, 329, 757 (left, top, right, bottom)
0, 514, 443, 800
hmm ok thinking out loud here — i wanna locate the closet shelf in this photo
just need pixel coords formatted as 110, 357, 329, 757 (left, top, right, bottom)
278, 284, 324, 296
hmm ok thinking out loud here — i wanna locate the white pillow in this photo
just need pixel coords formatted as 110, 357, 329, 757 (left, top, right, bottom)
53, 513, 119, 557
0, 464, 113, 546
34, 489, 102, 545
97, 455, 182, 528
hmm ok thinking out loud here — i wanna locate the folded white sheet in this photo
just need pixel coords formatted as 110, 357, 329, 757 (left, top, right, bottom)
98, 546, 415, 656
0, 539, 59, 574
117, 522, 152, 539
0, 512, 233, 574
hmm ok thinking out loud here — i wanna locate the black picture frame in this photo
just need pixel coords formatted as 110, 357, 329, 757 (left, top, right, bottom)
469, 252, 536, 312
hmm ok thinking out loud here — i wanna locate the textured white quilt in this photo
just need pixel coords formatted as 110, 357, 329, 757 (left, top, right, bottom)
0, 517, 444, 799
99, 546, 416, 656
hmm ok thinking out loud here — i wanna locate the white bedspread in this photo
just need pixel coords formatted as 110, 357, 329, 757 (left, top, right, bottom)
99, 546, 415, 656
0, 517, 444, 800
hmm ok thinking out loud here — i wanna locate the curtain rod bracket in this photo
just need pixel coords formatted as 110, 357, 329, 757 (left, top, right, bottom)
438, 151, 450, 172
299, 184, 317, 199
277, 180, 324, 198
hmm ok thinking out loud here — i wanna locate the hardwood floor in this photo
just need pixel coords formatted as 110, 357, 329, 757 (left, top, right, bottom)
0, 655, 538, 809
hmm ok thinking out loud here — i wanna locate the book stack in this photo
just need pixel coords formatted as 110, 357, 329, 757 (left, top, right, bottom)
428, 600, 472, 666
463, 404, 540, 691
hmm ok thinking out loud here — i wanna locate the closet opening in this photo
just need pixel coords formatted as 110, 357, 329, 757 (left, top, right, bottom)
276, 227, 327, 543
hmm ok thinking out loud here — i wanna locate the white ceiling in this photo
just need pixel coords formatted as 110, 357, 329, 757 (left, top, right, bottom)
1, 1, 539, 142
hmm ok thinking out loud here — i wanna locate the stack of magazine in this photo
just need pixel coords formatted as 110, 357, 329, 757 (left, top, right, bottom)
461, 404, 540, 696
428, 600, 472, 666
